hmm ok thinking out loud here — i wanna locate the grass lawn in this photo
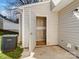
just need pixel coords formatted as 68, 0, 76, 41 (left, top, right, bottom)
0, 53, 12, 59
0, 32, 23, 59
0, 47, 23, 59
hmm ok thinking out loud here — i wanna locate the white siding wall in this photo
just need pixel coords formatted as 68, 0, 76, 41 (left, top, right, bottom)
17, 14, 22, 43
22, 8, 30, 47
3, 19, 19, 32
59, 0, 79, 57
22, 2, 58, 48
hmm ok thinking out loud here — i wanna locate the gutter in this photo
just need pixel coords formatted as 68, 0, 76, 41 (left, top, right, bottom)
18, 1, 50, 9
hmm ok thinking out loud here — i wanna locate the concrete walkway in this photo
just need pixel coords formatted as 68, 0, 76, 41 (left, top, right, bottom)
20, 46, 77, 59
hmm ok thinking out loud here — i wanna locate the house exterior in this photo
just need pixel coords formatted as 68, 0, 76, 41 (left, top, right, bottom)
17, 0, 79, 57
0, 14, 19, 33
18, 0, 61, 48
3, 19, 19, 32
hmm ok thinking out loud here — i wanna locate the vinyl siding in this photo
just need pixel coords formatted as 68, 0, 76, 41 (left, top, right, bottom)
59, 0, 79, 57
0, 17, 3, 29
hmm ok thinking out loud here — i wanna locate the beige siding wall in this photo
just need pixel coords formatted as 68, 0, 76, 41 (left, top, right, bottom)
59, 0, 79, 57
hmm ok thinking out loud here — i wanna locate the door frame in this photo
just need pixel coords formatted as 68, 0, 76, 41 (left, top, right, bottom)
36, 16, 47, 46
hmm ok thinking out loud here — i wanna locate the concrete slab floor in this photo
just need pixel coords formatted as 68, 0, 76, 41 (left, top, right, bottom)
20, 46, 78, 59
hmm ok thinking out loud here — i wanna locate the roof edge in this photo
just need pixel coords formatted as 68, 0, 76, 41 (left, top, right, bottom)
52, 0, 74, 12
